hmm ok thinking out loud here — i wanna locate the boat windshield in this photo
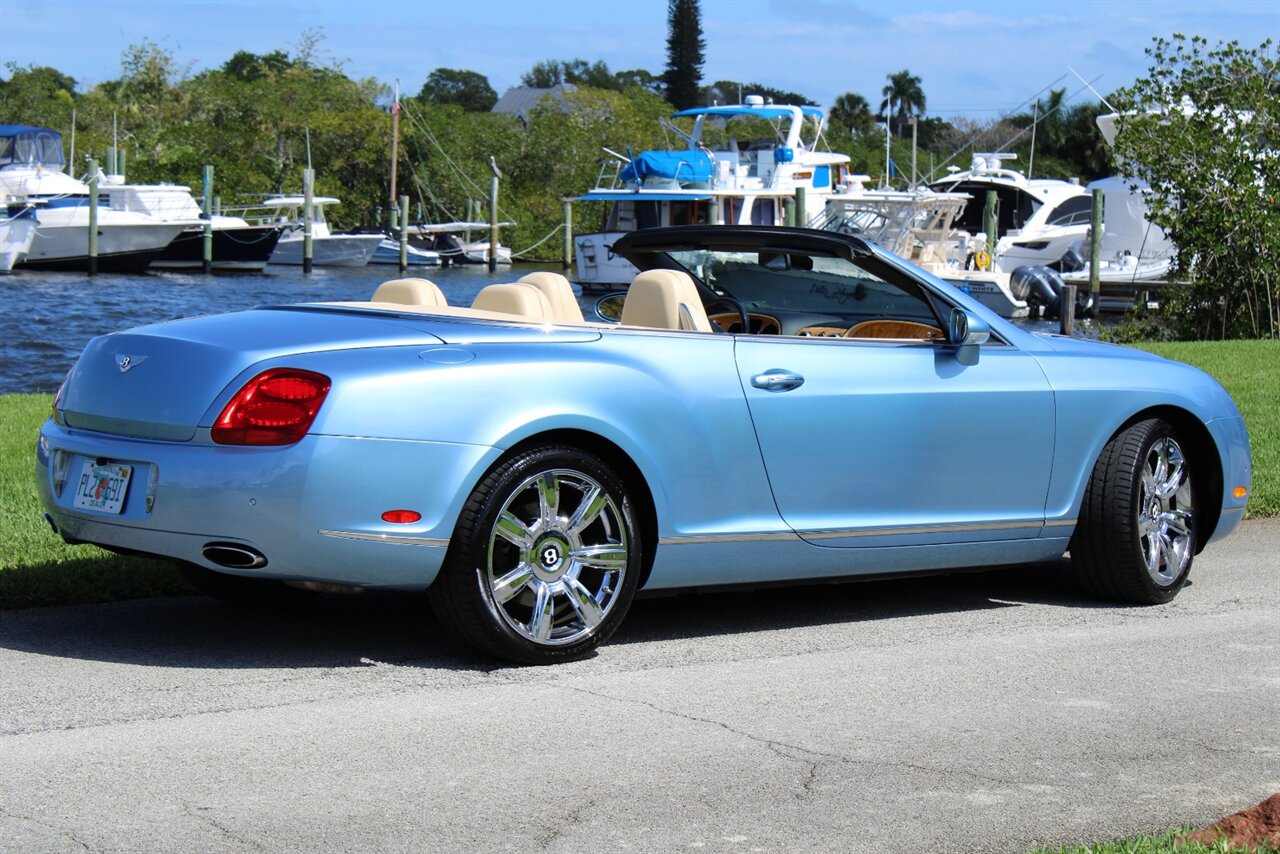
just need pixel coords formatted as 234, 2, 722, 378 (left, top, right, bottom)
0, 126, 66, 170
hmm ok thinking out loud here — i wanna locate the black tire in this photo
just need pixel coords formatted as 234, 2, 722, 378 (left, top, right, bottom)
428, 445, 642, 665
178, 562, 316, 606
1071, 419, 1196, 604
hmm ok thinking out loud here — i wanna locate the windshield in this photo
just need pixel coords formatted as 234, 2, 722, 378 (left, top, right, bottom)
666, 248, 941, 324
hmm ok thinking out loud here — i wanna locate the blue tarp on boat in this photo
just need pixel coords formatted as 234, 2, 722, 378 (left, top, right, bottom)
619, 150, 713, 185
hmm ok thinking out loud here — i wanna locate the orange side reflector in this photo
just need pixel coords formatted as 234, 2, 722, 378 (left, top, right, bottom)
1233, 486, 1248, 499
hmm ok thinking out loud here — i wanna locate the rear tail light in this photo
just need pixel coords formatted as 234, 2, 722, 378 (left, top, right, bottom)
212, 369, 331, 446
52, 372, 69, 422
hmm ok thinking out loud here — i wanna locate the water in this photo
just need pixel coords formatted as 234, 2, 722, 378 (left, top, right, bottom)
0, 264, 1076, 395
0, 264, 563, 394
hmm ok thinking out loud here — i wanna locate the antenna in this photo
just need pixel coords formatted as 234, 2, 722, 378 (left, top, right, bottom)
1068, 66, 1117, 112
305, 127, 313, 170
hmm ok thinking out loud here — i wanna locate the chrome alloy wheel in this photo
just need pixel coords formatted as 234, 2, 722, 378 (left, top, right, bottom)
485, 468, 629, 646
1138, 435, 1194, 587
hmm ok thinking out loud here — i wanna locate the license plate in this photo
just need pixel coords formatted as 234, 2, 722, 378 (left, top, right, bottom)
72, 461, 133, 514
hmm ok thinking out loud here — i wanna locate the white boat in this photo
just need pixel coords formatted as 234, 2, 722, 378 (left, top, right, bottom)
0, 125, 197, 272
569, 96, 860, 289
928, 153, 1093, 272
97, 179, 283, 271
369, 236, 441, 266
406, 221, 512, 265
0, 202, 38, 272
256, 196, 383, 267
817, 183, 1030, 318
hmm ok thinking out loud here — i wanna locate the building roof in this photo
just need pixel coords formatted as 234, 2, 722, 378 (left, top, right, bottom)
491, 83, 578, 123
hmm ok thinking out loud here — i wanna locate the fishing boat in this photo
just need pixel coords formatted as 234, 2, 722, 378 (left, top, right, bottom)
569, 96, 858, 290
0, 124, 196, 272
927, 153, 1093, 272
369, 235, 441, 267
815, 178, 1087, 319
406, 221, 513, 265
258, 196, 383, 267
97, 179, 283, 272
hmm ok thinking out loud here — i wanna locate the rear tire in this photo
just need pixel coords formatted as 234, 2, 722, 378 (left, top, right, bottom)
428, 445, 641, 665
1071, 419, 1196, 604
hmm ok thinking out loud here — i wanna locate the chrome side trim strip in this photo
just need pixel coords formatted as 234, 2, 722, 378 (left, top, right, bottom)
318, 529, 449, 547
658, 532, 799, 545
658, 519, 1068, 546
800, 520, 1047, 540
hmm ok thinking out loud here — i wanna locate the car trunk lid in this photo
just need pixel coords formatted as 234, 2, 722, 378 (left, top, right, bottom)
60, 307, 447, 440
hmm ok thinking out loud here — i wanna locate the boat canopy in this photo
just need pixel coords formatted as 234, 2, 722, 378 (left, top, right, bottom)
672, 105, 825, 121
0, 125, 66, 170
619, 150, 713, 184
574, 192, 712, 202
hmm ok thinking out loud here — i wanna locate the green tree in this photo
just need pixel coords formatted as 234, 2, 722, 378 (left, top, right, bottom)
418, 68, 497, 111
878, 69, 926, 137
0, 64, 78, 128
830, 92, 875, 136
663, 0, 705, 110
1112, 35, 1279, 339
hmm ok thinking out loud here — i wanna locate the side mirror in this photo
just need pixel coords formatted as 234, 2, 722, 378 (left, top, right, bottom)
947, 307, 990, 346
594, 292, 627, 324
947, 308, 990, 366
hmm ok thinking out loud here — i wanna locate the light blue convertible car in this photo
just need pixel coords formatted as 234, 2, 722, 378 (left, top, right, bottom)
36, 226, 1251, 663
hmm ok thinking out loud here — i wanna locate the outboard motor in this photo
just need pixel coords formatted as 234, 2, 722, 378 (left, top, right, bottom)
1012, 265, 1065, 316
1014, 265, 1093, 320
1056, 242, 1087, 274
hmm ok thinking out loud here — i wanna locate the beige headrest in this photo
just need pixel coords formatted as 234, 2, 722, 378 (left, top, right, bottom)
518, 271, 585, 324
620, 269, 712, 332
371, 278, 448, 307
471, 283, 554, 322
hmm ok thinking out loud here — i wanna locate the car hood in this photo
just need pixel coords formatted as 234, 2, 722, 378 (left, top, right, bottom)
61, 307, 451, 441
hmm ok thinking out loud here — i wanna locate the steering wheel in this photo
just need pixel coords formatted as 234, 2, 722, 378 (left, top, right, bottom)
705, 296, 750, 334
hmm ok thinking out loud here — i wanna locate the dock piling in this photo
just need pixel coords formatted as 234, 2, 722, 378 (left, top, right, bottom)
399, 195, 409, 273
562, 200, 573, 271
87, 158, 99, 276
201, 165, 214, 275
1060, 285, 1077, 336
1088, 188, 1104, 313
302, 168, 314, 274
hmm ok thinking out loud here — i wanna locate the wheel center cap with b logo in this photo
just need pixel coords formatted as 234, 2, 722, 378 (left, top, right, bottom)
532, 535, 570, 581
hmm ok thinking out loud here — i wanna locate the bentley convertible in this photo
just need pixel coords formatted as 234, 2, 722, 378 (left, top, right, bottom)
36, 226, 1251, 664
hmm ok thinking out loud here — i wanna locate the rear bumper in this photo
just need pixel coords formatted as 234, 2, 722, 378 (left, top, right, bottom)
36, 420, 501, 589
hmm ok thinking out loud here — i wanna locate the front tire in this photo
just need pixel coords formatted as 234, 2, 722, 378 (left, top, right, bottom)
429, 445, 641, 664
1071, 419, 1196, 604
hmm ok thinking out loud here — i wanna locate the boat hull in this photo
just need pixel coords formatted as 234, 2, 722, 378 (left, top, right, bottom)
269, 234, 383, 267
0, 210, 38, 273
18, 220, 190, 273
150, 225, 284, 271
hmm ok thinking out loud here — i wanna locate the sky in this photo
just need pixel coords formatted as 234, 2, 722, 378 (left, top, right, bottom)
1, 0, 1277, 121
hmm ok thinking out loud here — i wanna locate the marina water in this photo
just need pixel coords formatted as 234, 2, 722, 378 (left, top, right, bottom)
1, 264, 1078, 396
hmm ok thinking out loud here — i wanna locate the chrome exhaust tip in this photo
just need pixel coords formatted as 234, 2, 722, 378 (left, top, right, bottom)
202, 542, 268, 570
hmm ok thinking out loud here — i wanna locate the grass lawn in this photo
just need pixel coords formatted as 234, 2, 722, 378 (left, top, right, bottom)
1133, 339, 1279, 517
1037, 826, 1279, 852
1, 338, 1275, 609
0, 394, 192, 608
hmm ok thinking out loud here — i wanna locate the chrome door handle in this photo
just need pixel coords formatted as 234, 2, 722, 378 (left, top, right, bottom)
750, 370, 805, 392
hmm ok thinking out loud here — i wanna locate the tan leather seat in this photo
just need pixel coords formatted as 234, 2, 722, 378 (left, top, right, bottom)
371, 278, 448, 307
518, 272, 585, 324
620, 269, 713, 332
471, 283, 554, 322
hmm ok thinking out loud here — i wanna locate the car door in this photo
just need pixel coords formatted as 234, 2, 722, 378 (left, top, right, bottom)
735, 334, 1055, 547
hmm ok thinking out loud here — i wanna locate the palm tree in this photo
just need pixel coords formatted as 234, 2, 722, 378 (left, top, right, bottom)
830, 92, 875, 136
878, 70, 926, 138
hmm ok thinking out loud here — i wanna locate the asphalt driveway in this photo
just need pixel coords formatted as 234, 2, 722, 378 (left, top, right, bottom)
2, 520, 1277, 852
